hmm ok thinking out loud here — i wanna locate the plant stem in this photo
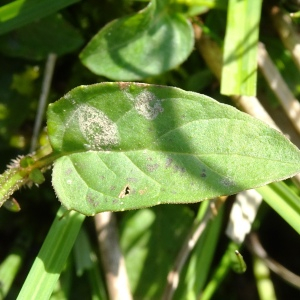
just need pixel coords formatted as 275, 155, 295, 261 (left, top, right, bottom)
193, 23, 279, 130
30, 53, 57, 152
270, 6, 300, 70
94, 212, 132, 300
246, 233, 300, 288
257, 42, 300, 134
0, 146, 60, 207
162, 197, 225, 300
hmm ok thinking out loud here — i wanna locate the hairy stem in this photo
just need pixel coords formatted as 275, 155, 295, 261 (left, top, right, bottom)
0, 145, 60, 207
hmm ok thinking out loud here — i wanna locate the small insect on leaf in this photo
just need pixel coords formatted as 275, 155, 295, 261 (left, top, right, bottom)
232, 250, 247, 273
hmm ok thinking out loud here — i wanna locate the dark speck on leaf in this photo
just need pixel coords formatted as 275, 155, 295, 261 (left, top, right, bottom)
173, 165, 186, 174
146, 163, 159, 172
200, 168, 207, 177
87, 194, 99, 207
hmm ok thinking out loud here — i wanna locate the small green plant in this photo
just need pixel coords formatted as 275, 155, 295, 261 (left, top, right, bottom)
1, 0, 300, 299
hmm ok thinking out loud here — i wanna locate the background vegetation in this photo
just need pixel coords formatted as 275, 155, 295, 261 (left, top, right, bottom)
0, 0, 300, 299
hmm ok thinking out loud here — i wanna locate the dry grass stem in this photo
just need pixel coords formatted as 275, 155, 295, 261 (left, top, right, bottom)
193, 24, 278, 129
162, 198, 225, 300
247, 233, 300, 289
270, 6, 300, 70
94, 212, 132, 300
30, 53, 57, 152
257, 43, 300, 135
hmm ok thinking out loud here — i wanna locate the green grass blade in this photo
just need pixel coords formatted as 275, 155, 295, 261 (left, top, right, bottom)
221, 0, 263, 96
17, 207, 85, 300
200, 242, 240, 300
0, 0, 80, 35
253, 256, 276, 300
0, 253, 23, 297
256, 181, 300, 234
174, 202, 224, 299
0, 230, 32, 298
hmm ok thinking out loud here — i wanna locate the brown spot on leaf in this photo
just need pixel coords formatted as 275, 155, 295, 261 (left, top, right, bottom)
173, 165, 186, 174
165, 157, 173, 168
146, 163, 160, 172
118, 82, 131, 90
65, 168, 73, 175
87, 194, 99, 207
118, 184, 131, 198
135, 83, 150, 88
138, 188, 147, 195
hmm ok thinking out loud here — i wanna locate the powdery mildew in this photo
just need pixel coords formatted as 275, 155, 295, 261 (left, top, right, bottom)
77, 104, 119, 150
134, 91, 164, 120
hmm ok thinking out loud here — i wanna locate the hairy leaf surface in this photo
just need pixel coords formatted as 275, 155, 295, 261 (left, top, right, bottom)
47, 82, 300, 215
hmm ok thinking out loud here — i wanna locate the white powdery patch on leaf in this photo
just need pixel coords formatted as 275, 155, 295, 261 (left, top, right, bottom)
77, 104, 119, 150
134, 91, 164, 120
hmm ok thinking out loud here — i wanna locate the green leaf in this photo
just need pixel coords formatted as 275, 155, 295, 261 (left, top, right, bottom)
200, 241, 242, 300
171, 0, 228, 17
47, 82, 300, 215
0, 14, 84, 60
79, 0, 194, 80
221, 0, 263, 96
0, 0, 80, 35
0, 230, 32, 297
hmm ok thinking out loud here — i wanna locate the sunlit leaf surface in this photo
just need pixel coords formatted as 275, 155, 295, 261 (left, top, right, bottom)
47, 82, 300, 215
79, 0, 194, 80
